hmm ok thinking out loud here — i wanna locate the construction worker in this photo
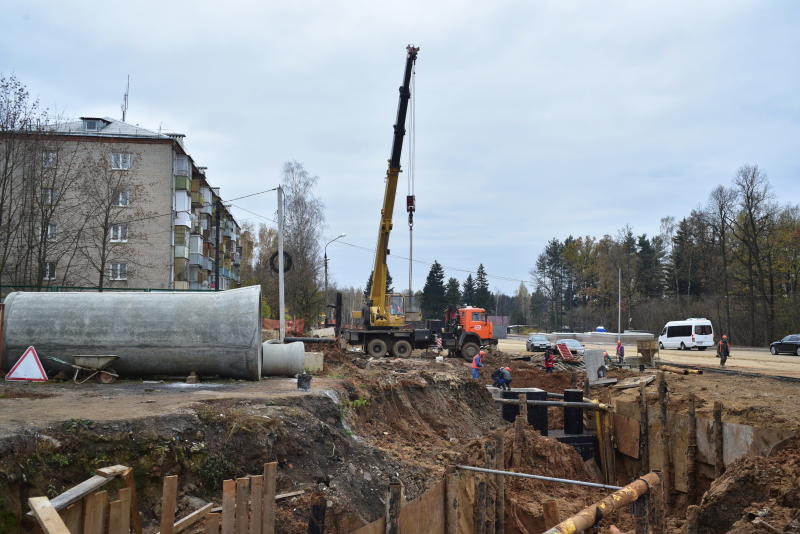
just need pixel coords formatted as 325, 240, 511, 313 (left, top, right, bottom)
470, 350, 484, 379
491, 367, 512, 390
717, 335, 730, 367
616, 340, 625, 364
544, 348, 555, 374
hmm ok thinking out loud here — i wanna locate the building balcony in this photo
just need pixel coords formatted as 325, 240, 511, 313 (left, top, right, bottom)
232, 252, 241, 265
189, 253, 204, 266
174, 281, 189, 290
175, 175, 191, 191
175, 245, 189, 259
191, 191, 202, 207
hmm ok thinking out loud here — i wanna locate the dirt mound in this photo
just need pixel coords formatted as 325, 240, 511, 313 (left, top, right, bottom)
693, 437, 800, 533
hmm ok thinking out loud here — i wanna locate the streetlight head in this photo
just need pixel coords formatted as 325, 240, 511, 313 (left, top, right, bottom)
337, 233, 346, 239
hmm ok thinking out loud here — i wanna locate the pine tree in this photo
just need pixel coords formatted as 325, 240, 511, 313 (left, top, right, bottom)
444, 277, 462, 308
421, 261, 446, 318
462, 274, 476, 305
363, 269, 393, 299
475, 264, 493, 313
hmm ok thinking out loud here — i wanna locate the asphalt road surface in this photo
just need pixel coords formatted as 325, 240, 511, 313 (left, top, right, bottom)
499, 335, 800, 378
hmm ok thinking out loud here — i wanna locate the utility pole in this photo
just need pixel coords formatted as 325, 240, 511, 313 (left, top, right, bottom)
214, 197, 222, 291
277, 186, 286, 342
324, 234, 346, 307
618, 267, 622, 341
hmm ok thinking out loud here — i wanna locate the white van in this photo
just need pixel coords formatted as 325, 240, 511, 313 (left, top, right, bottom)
658, 318, 715, 350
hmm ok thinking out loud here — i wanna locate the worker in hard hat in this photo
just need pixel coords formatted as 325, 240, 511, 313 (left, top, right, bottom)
616, 340, 625, 364
717, 335, 730, 367
491, 366, 512, 390
470, 350, 484, 379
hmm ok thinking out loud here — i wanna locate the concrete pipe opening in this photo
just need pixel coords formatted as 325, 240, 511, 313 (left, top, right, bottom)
2, 286, 262, 380
262, 341, 306, 376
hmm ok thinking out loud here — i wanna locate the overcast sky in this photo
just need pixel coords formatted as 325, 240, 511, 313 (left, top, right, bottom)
2, 1, 798, 294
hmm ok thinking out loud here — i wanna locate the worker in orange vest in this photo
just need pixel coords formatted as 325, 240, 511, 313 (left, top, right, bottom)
470, 350, 484, 379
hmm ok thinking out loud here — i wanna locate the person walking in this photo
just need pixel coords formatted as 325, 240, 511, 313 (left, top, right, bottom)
544, 348, 555, 374
616, 340, 625, 364
717, 335, 730, 367
470, 350, 484, 379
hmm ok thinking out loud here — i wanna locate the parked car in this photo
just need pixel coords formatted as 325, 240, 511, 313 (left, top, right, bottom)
658, 318, 714, 350
770, 334, 800, 356
526, 334, 550, 352
556, 338, 585, 356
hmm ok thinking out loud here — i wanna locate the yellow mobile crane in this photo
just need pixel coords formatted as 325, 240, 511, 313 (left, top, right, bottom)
341, 45, 429, 357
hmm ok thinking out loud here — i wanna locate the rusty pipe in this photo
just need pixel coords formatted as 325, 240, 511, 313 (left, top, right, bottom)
542, 472, 661, 534
659, 365, 688, 375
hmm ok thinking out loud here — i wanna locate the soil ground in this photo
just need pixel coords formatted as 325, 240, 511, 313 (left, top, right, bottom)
2, 336, 800, 533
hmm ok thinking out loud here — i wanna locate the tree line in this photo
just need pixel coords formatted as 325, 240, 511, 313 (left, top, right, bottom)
420, 262, 495, 318
529, 164, 799, 346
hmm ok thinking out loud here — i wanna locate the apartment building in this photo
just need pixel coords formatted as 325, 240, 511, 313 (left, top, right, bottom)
2, 117, 240, 290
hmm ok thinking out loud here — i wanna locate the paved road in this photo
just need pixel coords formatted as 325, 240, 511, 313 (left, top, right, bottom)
498, 335, 800, 378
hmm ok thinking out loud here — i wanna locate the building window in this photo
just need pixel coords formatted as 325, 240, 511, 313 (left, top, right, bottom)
111, 153, 132, 170
43, 261, 56, 280
84, 119, 101, 131
42, 151, 58, 168
41, 188, 57, 205
110, 223, 128, 242
114, 190, 129, 207
109, 263, 127, 280
46, 223, 57, 240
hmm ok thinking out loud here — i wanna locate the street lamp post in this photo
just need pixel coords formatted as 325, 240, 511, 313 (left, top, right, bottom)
324, 234, 346, 304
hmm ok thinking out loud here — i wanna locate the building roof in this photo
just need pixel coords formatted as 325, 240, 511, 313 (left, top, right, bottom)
49, 116, 174, 140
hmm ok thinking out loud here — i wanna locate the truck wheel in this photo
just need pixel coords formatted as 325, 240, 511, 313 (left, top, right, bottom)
366, 338, 388, 358
680, 342, 686, 350
461, 342, 479, 360
392, 340, 412, 358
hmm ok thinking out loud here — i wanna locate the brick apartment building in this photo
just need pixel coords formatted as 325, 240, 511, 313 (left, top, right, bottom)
1, 116, 240, 290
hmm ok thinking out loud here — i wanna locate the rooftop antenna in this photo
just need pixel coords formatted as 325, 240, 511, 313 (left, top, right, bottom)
121, 75, 130, 122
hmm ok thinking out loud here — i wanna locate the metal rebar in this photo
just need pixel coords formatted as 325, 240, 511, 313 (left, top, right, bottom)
493, 398, 609, 410
455, 465, 623, 491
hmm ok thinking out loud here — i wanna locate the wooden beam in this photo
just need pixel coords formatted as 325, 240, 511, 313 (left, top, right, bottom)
28, 497, 71, 534
108, 499, 124, 534
474, 475, 487, 534
657, 372, 671, 508
222, 479, 236, 534
96, 465, 130, 478
29, 475, 112, 514
155, 503, 215, 534
122, 468, 143, 534
249, 475, 264, 534
638, 382, 649, 475
542, 500, 560, 530
308, 498, 326, 534
60, 501, 82, 534
385, 480, 403, 534
445, 471, 460, 534
714, 401, 725, 477
494, 432, 505, 534
159, 475, 179, 534
83, 490, 108, 534
206, 512, 221, 534
262, 463, 277, 534
687, 394, 698, 502
235, 478, 250, 534
483, 441, 496, 534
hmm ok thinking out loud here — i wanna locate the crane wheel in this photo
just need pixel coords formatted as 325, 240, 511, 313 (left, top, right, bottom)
392, 340, 413, 358
366, 338, 388, 358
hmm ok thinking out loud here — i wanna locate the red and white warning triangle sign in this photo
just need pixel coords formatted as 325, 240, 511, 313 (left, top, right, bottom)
5, 346, 48, 382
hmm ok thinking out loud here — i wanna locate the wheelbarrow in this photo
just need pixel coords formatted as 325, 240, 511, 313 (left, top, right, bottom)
46, 355, 120, 384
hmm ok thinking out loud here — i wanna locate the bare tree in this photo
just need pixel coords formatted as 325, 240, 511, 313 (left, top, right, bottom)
707, 185, 738, 336
75, 146, 153, 289
282, 160, 325, 327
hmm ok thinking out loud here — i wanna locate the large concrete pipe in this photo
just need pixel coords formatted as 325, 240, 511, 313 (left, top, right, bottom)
2, 286, 262, 380
261, 340, 306, 376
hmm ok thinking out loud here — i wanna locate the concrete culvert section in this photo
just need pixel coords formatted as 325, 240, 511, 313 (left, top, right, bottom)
2, 285, 262, 380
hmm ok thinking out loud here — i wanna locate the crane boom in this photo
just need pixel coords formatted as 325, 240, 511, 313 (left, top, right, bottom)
367, 45, 419, 327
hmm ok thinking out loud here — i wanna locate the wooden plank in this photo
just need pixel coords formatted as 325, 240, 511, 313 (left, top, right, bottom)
483, 441, 496, 534
83, 490, 108, 534
542, 500, 560, 530
494, 432, 505, 534
262, 463, 277, 534
108, 499, 124, 534
385, 480, 403, 534
96, 465, 130, 478
117, 488, 131, 534
222, 479, 236, 534
308, 498, 326, 534
26, 475, 113, 515
399, 481, 445, 534
714, 401, 725, 477
351, 517, 385, 534
206, 512, 221, 534
28, 497, 71, 534
235, 478, 250, 534
446, 472, 460, 534
61, 501, 83, 534
249, 475, 264, 534
474, 476, 487, 534
613, 413, 640, 458
160, 475, 179, 534
172, 503, 214, 533
122, 468, 143, 534
275, 490, 303, 501
458, 472, 476, 534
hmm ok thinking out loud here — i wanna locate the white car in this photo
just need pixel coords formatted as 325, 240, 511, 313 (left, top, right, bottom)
556, 339, 585, 356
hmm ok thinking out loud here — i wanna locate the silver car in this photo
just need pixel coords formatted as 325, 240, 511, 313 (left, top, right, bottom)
556, 338, 585, 356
